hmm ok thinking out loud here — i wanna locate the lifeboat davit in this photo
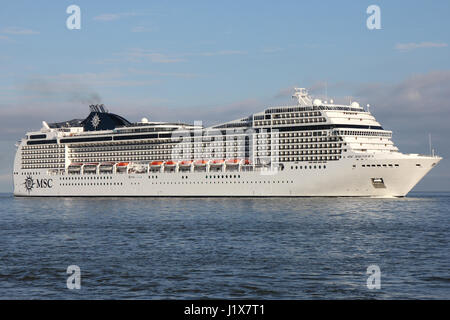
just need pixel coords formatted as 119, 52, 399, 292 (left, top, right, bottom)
194, 160, 208, 166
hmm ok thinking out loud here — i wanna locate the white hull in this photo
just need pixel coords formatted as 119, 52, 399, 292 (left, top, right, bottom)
14, 154, 441, 197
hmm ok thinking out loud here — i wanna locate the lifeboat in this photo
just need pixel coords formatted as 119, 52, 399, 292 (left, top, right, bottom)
164, 160, 177, 167
68, 163, 82, 172
225, 159, 241, 165
99, 163, 114, 172
100, 162, 115, 166
116, 162, 129, 167
210, 159, 224, 166
69, 162, 83, 166
84, 162, 98, 167
151, 161, 164, 167
179, 160, 193, 167
194, 160, 208, 166
83, 163, 98, 173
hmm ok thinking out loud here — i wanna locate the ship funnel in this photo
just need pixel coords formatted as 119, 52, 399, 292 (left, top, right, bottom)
89, 104, 109, 113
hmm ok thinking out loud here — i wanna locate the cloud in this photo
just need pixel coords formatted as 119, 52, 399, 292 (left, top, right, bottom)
353, 70, 450, 115
34, 72, 158, 87
0, 35, 9, 40
1, 27, 39, 35
262, 47, 284, 53
131, 26, 156, 33
198, 50, 247, 57
18, 71, 159, 107
395, 42, 448, 51
107, 48, 247, 65
121, 49, 185, 63
127, 68, 202, 79
93, 12, 139, 21
274, 86, 295, 99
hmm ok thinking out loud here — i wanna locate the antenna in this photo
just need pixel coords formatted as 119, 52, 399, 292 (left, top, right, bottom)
428, 133, 432, 156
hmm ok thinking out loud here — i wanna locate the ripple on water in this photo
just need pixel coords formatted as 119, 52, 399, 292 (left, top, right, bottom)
0, 192, 449, 299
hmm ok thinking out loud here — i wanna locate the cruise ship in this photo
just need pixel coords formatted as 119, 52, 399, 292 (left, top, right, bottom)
13, 88, 441, 197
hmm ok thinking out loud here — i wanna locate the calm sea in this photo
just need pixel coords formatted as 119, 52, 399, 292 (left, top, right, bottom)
0, 192, 448, 299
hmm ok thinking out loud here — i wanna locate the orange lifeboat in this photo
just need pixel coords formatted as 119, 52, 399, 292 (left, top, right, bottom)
210, 159, 225, 166
179, 160, 193, 167
151, 161, 163, 167
225, 159, 240, 165
165, 160, 177, 166
117, 162, 129, 167
194, 160, 208, 166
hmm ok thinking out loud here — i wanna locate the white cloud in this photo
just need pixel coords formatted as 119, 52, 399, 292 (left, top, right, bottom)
1, 27, 39, 35
122, 49, 185, 63
198, 50, 247, 57
131, 26, 156, 33
395, 42, 448, 51
127, 68, 202, 79
274, 86, 295, 99
262, 47, 284, 53
93, 12, 139, 21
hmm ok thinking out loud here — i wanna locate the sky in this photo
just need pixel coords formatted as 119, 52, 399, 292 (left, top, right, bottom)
0, 0, 449, 192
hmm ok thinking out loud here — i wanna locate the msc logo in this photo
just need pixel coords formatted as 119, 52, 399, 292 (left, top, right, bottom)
23, 175, 53, 193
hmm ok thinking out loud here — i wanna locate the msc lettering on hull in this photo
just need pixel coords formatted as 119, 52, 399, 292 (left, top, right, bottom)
23, 176, 53, 193
36, 179, 53, 188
